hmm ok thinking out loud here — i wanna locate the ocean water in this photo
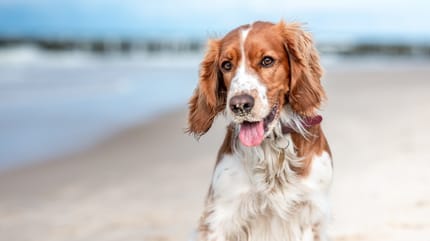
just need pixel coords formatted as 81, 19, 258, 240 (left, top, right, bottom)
0, 47, 202, 170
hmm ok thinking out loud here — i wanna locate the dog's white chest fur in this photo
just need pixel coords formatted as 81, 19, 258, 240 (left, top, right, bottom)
201, 138, 332, 241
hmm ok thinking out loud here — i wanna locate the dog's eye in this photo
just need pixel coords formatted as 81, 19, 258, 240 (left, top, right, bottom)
221, 61, 233, 71
261, 56, 274, 67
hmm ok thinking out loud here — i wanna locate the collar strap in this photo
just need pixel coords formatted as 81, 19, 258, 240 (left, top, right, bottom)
281, 115, 323, 134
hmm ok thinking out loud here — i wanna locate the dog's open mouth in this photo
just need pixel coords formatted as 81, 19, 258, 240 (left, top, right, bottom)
238, 104, 279, 147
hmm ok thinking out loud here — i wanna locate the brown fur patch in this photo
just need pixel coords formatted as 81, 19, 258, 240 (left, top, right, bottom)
187, 40, 226, 137
291, 125, 331, 176
216, 125, 234, 165
277, 21, 325, 116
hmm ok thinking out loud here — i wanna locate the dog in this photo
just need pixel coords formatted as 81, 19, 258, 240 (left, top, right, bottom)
187, 20, 332, 241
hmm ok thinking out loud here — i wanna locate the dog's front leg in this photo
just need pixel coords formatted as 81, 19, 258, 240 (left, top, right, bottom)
196, 154, 253, 241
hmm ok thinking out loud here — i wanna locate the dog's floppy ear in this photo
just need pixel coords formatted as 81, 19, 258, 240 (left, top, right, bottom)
278, 21, 325, 116
187, 39, 226, 137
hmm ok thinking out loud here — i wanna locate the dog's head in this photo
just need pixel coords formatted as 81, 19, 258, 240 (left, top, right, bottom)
187, 21, 325, 146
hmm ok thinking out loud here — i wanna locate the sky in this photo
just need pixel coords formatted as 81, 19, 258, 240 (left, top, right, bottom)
0, 0, 429, 42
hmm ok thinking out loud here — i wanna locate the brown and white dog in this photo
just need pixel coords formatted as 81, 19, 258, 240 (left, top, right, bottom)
187, 21, 332, 241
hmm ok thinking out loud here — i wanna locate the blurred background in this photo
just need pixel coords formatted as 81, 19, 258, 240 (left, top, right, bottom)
0, 1, 429, 241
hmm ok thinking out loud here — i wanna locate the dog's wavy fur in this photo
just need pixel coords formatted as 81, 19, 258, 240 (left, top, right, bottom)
187, 21, 332, 241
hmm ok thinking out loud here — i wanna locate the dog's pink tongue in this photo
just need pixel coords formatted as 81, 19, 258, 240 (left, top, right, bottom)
239, 121, 264, 147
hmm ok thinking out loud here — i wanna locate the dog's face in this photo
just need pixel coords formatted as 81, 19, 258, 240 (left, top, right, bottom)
188, 21, 325, 146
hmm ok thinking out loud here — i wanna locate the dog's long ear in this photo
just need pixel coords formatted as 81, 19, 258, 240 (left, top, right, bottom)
187, 39, 226, 137
278, 21, 325, 116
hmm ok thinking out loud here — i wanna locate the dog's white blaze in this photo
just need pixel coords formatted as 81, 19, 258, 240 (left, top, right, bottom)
227, 27, 269, 120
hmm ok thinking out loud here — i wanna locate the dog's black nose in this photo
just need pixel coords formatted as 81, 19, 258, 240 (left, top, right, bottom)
229, 94, 254, 114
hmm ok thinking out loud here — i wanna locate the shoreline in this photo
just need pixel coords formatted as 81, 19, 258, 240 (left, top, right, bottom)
2, 37, 430, 58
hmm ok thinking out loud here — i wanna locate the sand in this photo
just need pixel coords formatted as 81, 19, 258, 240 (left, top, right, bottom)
0, 61, 429, 241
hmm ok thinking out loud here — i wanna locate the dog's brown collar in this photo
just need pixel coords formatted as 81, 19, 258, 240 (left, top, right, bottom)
281, 115, 323, 134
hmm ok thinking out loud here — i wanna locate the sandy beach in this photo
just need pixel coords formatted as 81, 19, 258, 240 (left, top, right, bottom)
0, 61, 429, 241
